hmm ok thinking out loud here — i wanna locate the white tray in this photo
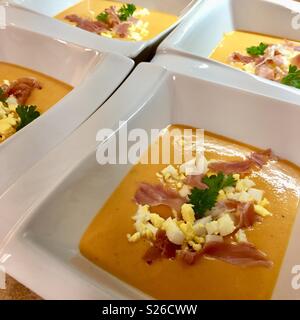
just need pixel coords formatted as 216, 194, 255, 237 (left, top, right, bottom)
0, 63, 299, 299
0, 4, 134, 195
154, 0, 300, 100
6, 0, 201, 58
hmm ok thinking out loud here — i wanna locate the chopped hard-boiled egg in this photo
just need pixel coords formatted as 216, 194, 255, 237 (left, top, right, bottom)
248, 188, 264, 203
179, 222, 195, 241
254, 204, 272, 217
0, 98, 21, 142
235, 229, 248, 243
218, 214, 235, 236
150, 213, 165, 229
236, 178, 255, 192
181, 204, 196, 224
205, 220, 219, 235
163, 218, 185, 245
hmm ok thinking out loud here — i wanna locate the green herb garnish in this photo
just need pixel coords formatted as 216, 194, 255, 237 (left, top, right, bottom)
16, 105, 40, 131
188, 172, 236, 217
96, 11, 109, 22
246, 42, 268, 56
281, 65, 300, 89
0, 88, 7, 106
118, 4, 136, 21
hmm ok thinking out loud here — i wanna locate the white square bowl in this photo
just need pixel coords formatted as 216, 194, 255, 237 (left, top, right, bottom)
0, 4, 134, 195
154, 0, 300, 99
0, 63, 300, 299
6, 0, 201, 59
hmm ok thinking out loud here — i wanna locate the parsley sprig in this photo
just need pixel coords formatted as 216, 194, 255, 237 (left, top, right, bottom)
16, 105, 40, 131
96, 12, 109, 22
96, 4, 136, 23
281, 65, 300, 89
0, 88, 8, 106
246, 42, 268, 56
188, 173, 236, 218
118, 4, 136, 21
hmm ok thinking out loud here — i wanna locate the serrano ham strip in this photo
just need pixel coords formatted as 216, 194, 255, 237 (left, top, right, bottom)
143, 230, 179, 264
5, 77, 42, 105
235, 202, 257, 228
184, 174, 208, 190
248, 149, 274, 167
208, 149, 274, 174
202, 241, 273, 268
134, 183, 186, 212
208, 159, 253, 175
65, 14, 108, 33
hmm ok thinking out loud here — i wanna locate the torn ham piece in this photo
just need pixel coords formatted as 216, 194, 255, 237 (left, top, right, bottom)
105, 6, 121, 28
214, 200, 257, 228
143, 230, 180, 264
65, 6, 134, 38
114, 22, 131, 38
235, 201, 257, 228
184, 174, 208, 190
208, 159, 253, 175
230, 52, 256, 64
134, 183, 186, 212
255, 64, 275, 80
3, 77, 42, 105
291, 54, 300, 69
208, 149, 274, 174
248, 149, 274, 167
65, 14, 108, 33
202, 241, 273, 268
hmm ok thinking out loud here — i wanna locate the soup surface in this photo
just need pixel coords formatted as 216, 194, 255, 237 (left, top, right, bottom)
209, 31, 290, 66
210, 31, 300, 88
55, 0, 178, 41
0, 62, 72, 113
80, 125, 300, 299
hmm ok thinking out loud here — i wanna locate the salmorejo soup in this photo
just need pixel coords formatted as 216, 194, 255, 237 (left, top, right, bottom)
55, 0, 178, 42
80, 125, 300, 300
210, 31, 300, 90
0, 62, 72, 143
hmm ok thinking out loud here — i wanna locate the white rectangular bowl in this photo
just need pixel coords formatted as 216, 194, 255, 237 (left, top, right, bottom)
6, 0, 201, 58
0, 63, 300, 299
154, 0, 300, 100
0, 4, 134, 195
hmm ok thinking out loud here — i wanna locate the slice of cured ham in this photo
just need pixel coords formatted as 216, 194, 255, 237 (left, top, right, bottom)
208, 159, 253, 175
202, 241, 273, 268
134, 183, 186, 212
65, 14, 108, 33
184, 174, 208, 190
208, 149, 274, 174
143, 230, 180, 264
4, 77, 42, 105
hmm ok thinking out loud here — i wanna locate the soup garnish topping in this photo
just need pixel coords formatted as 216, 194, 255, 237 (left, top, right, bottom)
0, 77, 42, 142
127, 149, 275, 268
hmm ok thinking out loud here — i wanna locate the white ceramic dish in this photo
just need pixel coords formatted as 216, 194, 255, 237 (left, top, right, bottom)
6, 0, 201, 58
0, 4, 134, 195
155, 0, 300, 99
0, 63, 300, 299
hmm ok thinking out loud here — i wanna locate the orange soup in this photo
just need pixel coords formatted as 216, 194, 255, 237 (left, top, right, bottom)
0, 62, 72, 113
0, 62, 73, 142
80, 125, 300, 299
210, 31, 300, 88
55, 0, 178, 41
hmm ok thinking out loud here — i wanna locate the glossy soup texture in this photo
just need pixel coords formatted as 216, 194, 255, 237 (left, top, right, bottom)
0, 62, 72, 113
55, 0, 178, 41
80, 125, 300, 300
210, 30, 300, 66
